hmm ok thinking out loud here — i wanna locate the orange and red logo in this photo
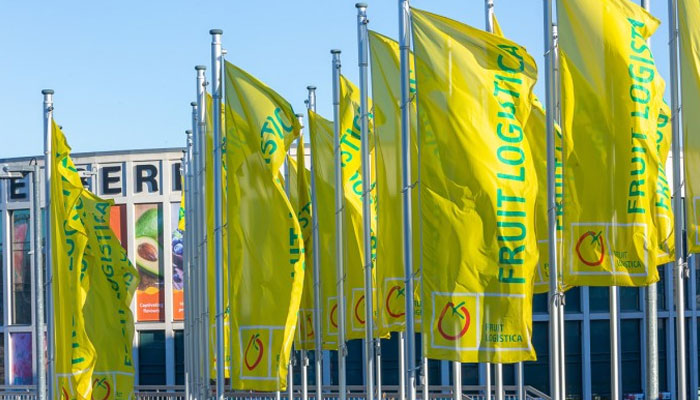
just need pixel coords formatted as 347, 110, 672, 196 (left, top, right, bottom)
330, 304, 338, 329
385, 285, 406, 319
354, 295, 365, 324
575, 230, 605, 266
91, 377, 111, 400
244, 333, 264, 371
437, 301, 471, 341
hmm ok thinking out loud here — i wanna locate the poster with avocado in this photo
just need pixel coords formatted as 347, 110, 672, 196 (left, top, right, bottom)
171, 202, 184, 320
134, 203, 164, 321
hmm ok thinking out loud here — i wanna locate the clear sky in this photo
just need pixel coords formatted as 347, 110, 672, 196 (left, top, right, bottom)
0, 0, 672, 159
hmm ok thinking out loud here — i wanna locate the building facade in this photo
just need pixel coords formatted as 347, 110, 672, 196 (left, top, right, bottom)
0, 147, 698, 399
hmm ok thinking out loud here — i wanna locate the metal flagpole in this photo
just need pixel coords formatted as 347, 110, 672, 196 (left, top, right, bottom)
542, 2, 562, 399
516, 363, 524, 400
610, 287, 620, 400
331, 48, 348, 400
209, 28, 226, 400
195, 64, 209, 399
297, 112, 309, 400
188, 103, 197, 400
185, 128, 194, 400
30, 163, 46, 400
399, 333, 406, 400
640, 5, 658, 399
192, 95, 202, 400
398, 1, 418, 400
421, 357, 428, 400
307, 85, 325, 400
668, 0, 689, 398
452, 362, 461, 400
551, 23, 567, 400
483, 3, 503, 399
485, 363, 491, 399
355, 6, 376, 400
41, 89, 55, 400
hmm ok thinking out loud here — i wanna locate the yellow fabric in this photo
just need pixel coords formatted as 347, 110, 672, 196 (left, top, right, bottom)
412, 8, 538, 363
558, 0, 665, 286
308, 110, 340, 351
654, 103, 674, 264
52, 122, 139, 400
52, 121, 96, 400
338, 75, 380, 340
368, 30, 422, 334
288, 147, 316, 351
178, 176, 185, 231
205, 94, 231, 378
679, 0, 700, 253
225, 61, 305, 391
82, 192, 139, 400
491, 15, 564, 294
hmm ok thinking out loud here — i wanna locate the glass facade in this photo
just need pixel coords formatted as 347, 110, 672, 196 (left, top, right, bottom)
0, 148, 698, 397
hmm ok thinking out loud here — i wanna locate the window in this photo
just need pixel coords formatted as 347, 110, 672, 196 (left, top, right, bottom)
0, 210, 4, 325
460, 363, 479, 385
533, 293, 548, 314
619, 287, 640, 312
565, 287, 581, 313
174, 330, 184, 385
378, 334, 400, 385
657, 265, 667, 311
620, 320, 642, 395
565, 321, 582, 397
346, 340, 363, 385
10, 332, 31, 384
589, 287, 609, 313
524, 322, 549, 394
0, 333, 5, 384
11, 210, 31, 325
590, 320, 611, 398
657, 320, 668, 393
139, 330, 166, 385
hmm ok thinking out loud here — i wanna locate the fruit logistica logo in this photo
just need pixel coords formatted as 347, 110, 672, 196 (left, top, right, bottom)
91, 378, 111, 400
244, 333, 264, 371
437, 301, 471, 341
575, 230, 605, 266
354, 295, 365, 325
386, 285, 406, 319
330, 304, 338, 328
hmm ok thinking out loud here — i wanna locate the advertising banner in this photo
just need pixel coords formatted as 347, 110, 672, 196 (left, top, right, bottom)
135, 203, 164, 321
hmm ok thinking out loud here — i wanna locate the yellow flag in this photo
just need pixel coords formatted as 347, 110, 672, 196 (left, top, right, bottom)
679, 0, 700, 253
338, 75, 380, 340
308, 110, 341, 350
491, 15, 565, 294
288, 149, 316, 351
368, 30, 422, 334
178, 176, 185, 232
654, 103, 674, 264
225, 62, 305, 391
412, 8, 538, 363
205, 94, 231, 378
82, 192, 139, 400
558, 0, 665, 286
51, 121, 96, 400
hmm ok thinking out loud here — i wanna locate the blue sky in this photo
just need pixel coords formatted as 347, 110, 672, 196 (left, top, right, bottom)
0, 0, 672, 159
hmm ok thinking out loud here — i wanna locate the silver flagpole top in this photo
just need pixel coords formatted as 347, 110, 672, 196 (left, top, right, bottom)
191, 102, 197, 107
209, 28, 223, 35
307, 85, 317, 90
186, 130, 192, 135
356, 2, 368, 8
295, 113, 304, 118
331, 49, 341, 54
195, 65, 206, 71
41, 89, 54, 95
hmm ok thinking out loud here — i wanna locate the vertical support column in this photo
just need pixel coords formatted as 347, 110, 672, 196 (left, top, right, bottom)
399, 333, 406, 400
33, 164, 46, 400
184, 128, 194, 400
195, 65, 209, 399
452, 362, 461, 400
610, 287, 620, 400
542, 2, 562, 399
668, 0, 688, 399
209, 28, 225, 400
331, 49, 348, 400
355, 6, 376, 400
398, 2, 418, 400
41, 88, 55, 400
307, 85, 325, 400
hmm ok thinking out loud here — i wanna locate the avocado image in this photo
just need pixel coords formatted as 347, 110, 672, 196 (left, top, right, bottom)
135, 207, 163, 278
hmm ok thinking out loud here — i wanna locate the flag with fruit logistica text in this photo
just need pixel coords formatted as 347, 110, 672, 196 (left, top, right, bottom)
679, 0, 700, 254
412, 8, 538, 363
558, 0, 666, 286
224, 61, 305, 391
368, 30, 422, 334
